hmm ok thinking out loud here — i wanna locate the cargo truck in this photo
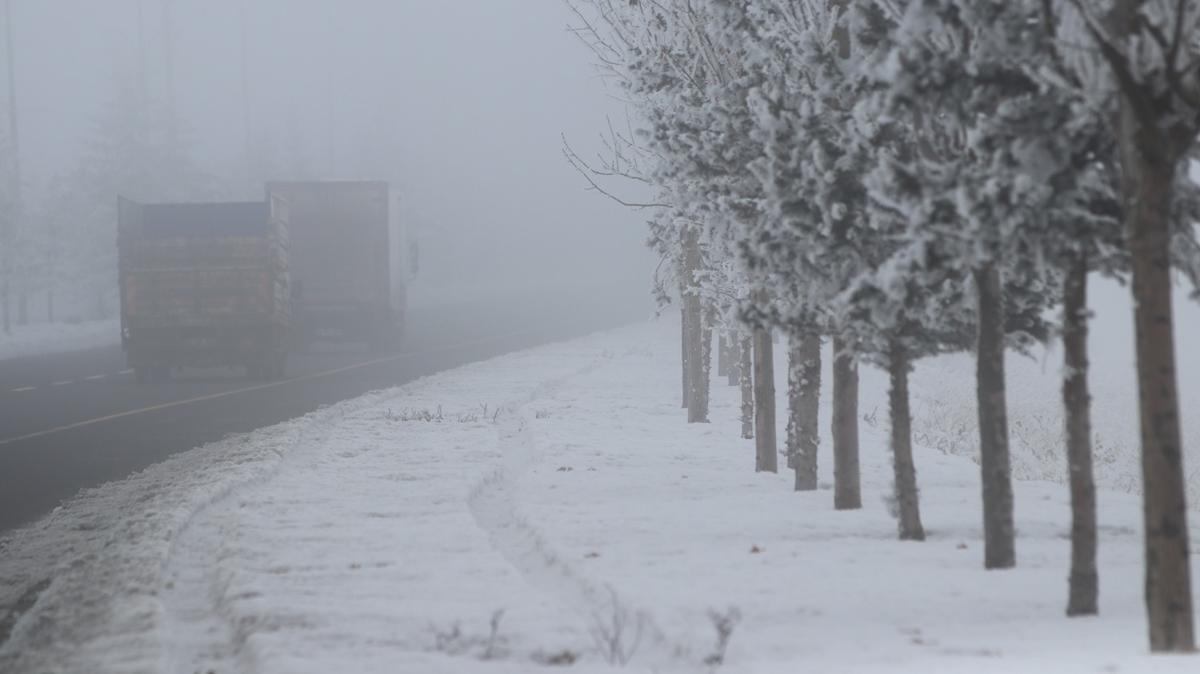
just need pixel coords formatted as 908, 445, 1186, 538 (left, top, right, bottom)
266, 181, 407, 350
117, 196, 290, 382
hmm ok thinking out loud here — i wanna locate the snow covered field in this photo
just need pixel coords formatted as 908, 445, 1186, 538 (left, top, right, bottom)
2, 317, 1198, 673
0, 319, 120, 361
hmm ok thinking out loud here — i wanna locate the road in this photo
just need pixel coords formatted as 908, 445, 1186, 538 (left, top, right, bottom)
0, 290, 645, 532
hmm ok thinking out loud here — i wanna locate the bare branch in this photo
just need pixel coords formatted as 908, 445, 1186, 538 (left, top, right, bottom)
562, 134, 670, 210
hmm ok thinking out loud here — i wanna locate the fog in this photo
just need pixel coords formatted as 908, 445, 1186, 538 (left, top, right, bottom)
4, 0, 653, 312
10, 2, 1200, 670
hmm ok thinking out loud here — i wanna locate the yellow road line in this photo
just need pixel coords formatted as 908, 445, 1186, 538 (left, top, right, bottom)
0, 330, 535, 447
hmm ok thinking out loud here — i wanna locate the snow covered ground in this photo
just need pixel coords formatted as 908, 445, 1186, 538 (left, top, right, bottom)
2, 317, 1198, 673
0, 319, 120, 361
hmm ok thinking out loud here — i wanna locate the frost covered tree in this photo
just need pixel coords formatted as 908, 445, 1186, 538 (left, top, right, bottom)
39, 77, 211, 319
564, 1, 720, 426
1050, 0, 1200, 651
566, 0, 790, 454
862, 0, 1072, 569
1, 0, 15, 333
704, 0, 873, 502
0, 128, 15, 333
1023, 14, 1131, 616
833, 47, 977, 539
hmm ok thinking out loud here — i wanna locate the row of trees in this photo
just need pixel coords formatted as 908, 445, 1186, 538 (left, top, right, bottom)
568, 0, 1200, 652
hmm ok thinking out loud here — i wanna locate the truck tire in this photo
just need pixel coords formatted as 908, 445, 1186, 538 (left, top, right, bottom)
135, 367, 150, 385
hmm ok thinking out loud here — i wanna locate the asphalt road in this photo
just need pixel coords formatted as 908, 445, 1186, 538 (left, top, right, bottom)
0, 289, 646, 533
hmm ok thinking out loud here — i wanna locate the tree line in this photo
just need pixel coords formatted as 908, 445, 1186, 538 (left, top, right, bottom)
567, 0, 1200, 652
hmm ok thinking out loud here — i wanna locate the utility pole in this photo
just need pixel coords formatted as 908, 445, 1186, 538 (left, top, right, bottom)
137, 0, 148, 106
239, 0, 253, 189
3, 0, 22, 334
162, 0, 177, 153
326, 3, 336, 177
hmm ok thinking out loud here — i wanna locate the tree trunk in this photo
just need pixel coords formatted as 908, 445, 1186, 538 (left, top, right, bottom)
740, 335, 754, 440
681, 228, 709, 422
1062, 250, 1097, 616
974, 263, 1015, 569
787, 331, 820, 491
786, 340, 799, 472
1122, 146, 1194, 650
728, 335, 742, 386
889, 341, 924, 541
681, 305, 689, 409
832, 336, 861, 510
686, 306, 711, 423
717, 334, 730, 377
754, 327, 777, 472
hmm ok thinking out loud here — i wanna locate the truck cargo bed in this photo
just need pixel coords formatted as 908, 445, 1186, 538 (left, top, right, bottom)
117, 197, 291, 380
266, 181, 403, 349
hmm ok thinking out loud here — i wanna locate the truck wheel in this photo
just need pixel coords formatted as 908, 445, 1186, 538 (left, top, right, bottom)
153, 364, 171, 382
135, 367, 149, 385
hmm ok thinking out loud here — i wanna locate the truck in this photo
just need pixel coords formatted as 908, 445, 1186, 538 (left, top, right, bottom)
117, 195, 291, 382
265, 181, 407, 350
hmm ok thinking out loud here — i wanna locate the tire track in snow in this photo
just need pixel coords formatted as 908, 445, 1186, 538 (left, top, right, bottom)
467, 358, 678, 667
159, 395, 375, 673
160, 498, 242, 673
159, 422, 308, 674
156, 333, 588, 671
157, 338, 596, 672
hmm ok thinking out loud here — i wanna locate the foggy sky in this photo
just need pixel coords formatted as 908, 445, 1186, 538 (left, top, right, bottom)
11, 0, 1200, 363
4, 0, 653, 299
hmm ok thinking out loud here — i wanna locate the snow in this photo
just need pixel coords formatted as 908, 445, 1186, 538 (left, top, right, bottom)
3, 315, 1199, 673
0, 319, 120, 361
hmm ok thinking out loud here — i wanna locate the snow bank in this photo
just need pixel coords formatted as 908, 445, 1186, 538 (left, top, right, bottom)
2, 317, 1197, 673
0, 319, 120, 361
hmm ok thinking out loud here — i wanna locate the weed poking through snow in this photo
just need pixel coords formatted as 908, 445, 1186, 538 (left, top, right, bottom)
703, 607, 742, 669
589, 585, 650, 666
430, 609, 510, 660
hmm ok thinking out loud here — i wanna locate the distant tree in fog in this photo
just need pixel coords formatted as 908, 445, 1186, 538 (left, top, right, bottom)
0, 127, 15, 332
37, 77, 211, 319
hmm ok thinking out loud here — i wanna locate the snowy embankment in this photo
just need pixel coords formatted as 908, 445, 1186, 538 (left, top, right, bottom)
0, 319, 120, 361
2, 317, 1197, 673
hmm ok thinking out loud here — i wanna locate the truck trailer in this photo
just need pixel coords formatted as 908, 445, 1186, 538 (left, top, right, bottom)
266, 181, 406, 350
117, 196, 291, 382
